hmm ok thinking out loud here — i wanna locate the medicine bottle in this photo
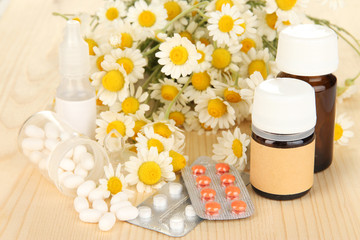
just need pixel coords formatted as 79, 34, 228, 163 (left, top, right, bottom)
18, 111, 109, 196
250, 78, 316, 200
276, 24, 338, 172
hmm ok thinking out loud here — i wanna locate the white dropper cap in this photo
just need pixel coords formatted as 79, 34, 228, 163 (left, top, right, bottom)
252, 78, 316, 134
276, 24, 338, 76
59, 20, 90, 76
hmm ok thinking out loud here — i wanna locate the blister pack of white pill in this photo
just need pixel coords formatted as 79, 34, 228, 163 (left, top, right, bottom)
181, 156, 255, 220
127, 178, 204, 237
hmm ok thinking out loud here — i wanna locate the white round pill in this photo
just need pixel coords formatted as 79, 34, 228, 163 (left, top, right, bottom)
153, 194, 167, 208
185, 205, 197, 218
138, 206, 151, 219
99, 212, 116, 231
25, 125, 45, 138
77, 180, 96, 197
74, 196, 89, 213
88, 187, 108, 202
79, 152, 94, 171
93, 199, 108, 213
170, 216, 184, 232
79, 209, 102, 223
45, 122, 59, 139
62, 174, 84, 189
59, 158, 75, 172
22, 138, 44, 151
74, 165, 88, 179
110, 201, 132, 213
110, 192, 128, 205
29, 151, 43, 164
45, 138, 59, 151
169, 182, 183, 196
73, 145, 88, 163
116, 206, 139, 221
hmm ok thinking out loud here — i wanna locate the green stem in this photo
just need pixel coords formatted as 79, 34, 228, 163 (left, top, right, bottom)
52, 12, 70, 20
142, 66, 161, 88
194, 8, 209, 20
345, 71, 360, 86
143, 44, 160, 56
165, 77, 191, 119
262, 36, 277, 57
162, 1, 209, 32
232, 71, 239, 86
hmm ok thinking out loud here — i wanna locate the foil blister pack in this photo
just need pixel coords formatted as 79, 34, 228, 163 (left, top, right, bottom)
181, 156, 255, 220
127, 178, 204, 237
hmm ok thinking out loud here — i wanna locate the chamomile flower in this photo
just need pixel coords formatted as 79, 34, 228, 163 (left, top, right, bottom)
266, 0, 308, 24
210, 44, 242, 79
206, 0, 246, 13
157, 0, 190, 32
239, 35, 263, 54
195, 90, 236, 129
169, 149, 188, 172
239, 48, 271, 79
104, 48, 147, 83
149, 78, 188, 106
131, 111, 151, 140
91, 43, 112, 72
156, 103, 191, 128
127, 0, 167, 39
156, 34, 201, 78
136, 127, 175, 154
212, 127, 250, 170
95, 111, 135, 145
255, 9, 277, 41
195, 41, 214, 72
91, 62, 130, 106
178, 21, 200, 43
83, 31, 102, 56
108, 19, 141, 50
97, 0, 126, 23
235, 9, 258, 40
334, 113, 354, 145
240, 71, 265, 102
110, 84, 149, 115
125, 147, 176, 193
207, 4, 244, 45
71, 13, 92, 34
99, 163, 134, 197
184, 71, 215, 101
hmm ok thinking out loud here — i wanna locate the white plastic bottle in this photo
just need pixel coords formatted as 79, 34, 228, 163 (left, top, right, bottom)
56, 20, 96, 139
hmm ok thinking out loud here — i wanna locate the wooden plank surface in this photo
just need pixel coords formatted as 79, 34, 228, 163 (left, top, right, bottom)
0, 0, 359, 239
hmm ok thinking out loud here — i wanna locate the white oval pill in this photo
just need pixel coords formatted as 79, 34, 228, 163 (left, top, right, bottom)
79, 209, 102, 223
169, 182, 183, 196
62, 174, 84, 189
93, 199, 108, 213
74, 165, 88, 179
138, 206, 151, 219
110, 192, 128, 205
116, 206, 139, 221
59, 158, 75, 171
45, 138, 59, 151
25, 125, 45, 138
153, 194, 167, 208
45, 122, 59, 139
185, 205, 197, 218
74, 196, 89, 213
170, 216, 184, 232
80, 152, 94, 171
73, 145, 88, 163
22, 138, 44, 151
77, 180, 96, 197
99, 212, 116, 231
110, 201, 132, 213
88, 187, 107, 202
29, 151, 43, 164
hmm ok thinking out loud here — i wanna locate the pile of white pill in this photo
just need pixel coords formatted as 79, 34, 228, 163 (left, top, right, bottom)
74, 180, 139, 231
21, 123, 95, 190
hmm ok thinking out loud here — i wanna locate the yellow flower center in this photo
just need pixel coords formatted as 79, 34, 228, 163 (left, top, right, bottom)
169, 111, 185, 126
138, 161, 162, 185
84, 38, 98, 56
180, 31, 193, 43
154, 122, 172, 138
169, 46, 189, 65
122, 97, 139, 114
191, 72, 211, 91
106, 7, 119, 21
116, 57, 134, 75
107, 176, 122, 195
169, 150, 186, 172
200, 37, 210, 46
133, 120, 147, 138
197, 50, 206, 64
201, 122, 212, 130
72, 17, 81, 23
212, 48, 231, 70
96, 55, 105, 71
96, 98, 104, 106
215, 0, 233, 11
334, 123, 343, 141
107, 120, 126, 137
207, 98, 227, 118
283, 20, 291, 25
265, 13, 277, 30
224, 88, 241, 103
102, 70, 125, 92
232, 139, 243, 158
129, 146, 137, 153
276, 0, 297, 11
147, 138, 164, 153
248, 60, 268, 79
241, 38, 256, 53
218, 15, 234, 33
161, 85, 179, 101
164, 1, 182, 20
121, 33, 133, 49
138, 10, 156, 27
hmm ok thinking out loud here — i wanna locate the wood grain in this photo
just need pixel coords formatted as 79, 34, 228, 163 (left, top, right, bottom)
0, 0, 359, 239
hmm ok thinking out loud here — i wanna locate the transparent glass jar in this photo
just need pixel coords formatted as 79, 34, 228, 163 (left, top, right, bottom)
18, 111, 109, 196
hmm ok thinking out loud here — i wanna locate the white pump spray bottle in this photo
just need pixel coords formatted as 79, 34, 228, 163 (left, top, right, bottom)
56, 20, 96, 138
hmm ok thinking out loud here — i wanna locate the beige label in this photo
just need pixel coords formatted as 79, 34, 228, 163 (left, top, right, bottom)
250, 138, 315, 195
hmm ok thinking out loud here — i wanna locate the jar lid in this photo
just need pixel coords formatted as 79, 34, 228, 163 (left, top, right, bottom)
252, 78, 316, 134
276, 24, 338, 76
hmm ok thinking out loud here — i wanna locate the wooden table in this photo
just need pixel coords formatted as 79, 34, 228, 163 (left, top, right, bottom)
0, 0, 359, 239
